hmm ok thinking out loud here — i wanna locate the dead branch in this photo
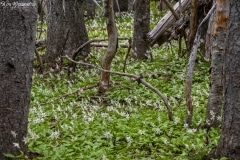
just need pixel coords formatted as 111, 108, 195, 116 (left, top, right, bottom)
36, 45, 46, 51
35, 48, 44, 73
147, 0, 191, 46
35, 39, 46, 48
123, 37, 132, 72
162, 0, 179, 20
72, 37, 130, 61
68, 37, 130, 78
90, 43, 129, 48
185, 4, 216, 126
63, 55, 173, 121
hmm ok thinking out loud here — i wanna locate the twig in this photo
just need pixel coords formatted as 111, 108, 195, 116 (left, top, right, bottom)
68, 37, 130, 78
90, 43, 129, 48
162, 0, 179, 20
185, 3, 216, 126
123, 37, 132, 72
36, 45, 46, 51
63, 55, 173, 121
35, 48, 43, 73
72, 37, 130, 61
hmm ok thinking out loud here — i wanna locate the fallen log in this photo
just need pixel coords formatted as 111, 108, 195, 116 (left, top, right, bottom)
147, 0, 191, 46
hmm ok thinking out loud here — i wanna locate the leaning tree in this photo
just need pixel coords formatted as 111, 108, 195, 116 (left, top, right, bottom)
0, 0, 37, 159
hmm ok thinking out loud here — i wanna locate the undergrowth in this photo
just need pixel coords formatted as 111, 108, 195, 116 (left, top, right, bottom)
29, 7, 220, 160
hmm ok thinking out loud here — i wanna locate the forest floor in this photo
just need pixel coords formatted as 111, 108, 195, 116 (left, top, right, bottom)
29, 11, 220, 160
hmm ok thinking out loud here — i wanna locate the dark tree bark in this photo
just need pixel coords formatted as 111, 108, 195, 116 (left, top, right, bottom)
128, 0, 134, 12
205, 0, 226, 128
204, 0, 240, 159
0, 0, 37, 159
98, 0, 118, 94
132, 0, 150, 60
44, 0, 89, 65
204, 0, 215, 59
38, 0, 47, 16
86, 0, 96, 19
113, 0, 128, 12
188, 0, 198, 50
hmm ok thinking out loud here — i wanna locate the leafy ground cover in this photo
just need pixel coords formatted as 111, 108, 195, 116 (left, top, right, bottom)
29, 9, 220, 160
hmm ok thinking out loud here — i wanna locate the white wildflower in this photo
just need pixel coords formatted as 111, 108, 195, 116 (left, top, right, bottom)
22, 137, 28, 144
174, 117, 180, 124
125, 136, 133, 143
13, 142, 20, 149
50, 130, 60, 139
162, 138, 169, 145
206, 120, 210, 126
187, 128, 197, 134
72, 113, 77, 119
191, 143, 196, 150
103, 131, 113, 139
138, 129, 145, 135
101, 112, 109, 118
57, 105, 62, 111
107, 106, 114, 111
87, 116, 94, 123
217, 115, 222, 121
102, 155, 109, 160
183, 123, 189, 128
11, 131, 17, 138
154, 128, 161, 135
210, 110, 215, 117
167, 130, 172, 137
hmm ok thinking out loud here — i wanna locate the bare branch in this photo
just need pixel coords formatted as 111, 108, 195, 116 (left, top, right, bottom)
162, 0, 179, 20
63, 55, 173, 121
185, 4, 216, 126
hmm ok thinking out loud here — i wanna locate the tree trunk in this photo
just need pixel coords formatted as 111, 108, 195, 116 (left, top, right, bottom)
132, 0, 150, 60
38, 0, 47, 16
86, 0, 96, 19
98, 0, 118, 94
205, 0, 225, 128
0, 1, 37, 159
44, 0, 89, 65
128, 0, 134, 12
113, 0, 128, 12
204, 0, 215, 59
188, 0, 198, 50
204, 0, 240, 159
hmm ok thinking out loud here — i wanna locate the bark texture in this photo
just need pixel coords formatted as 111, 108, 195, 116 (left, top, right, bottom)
132, 0, 150, 60
98, 0, 118, 94
204, 0, 215, 59
204, 0, 240, 159
128, 0, 134, 12
205, 0, 227, 128
113, 0, 128, 12
188, 0, 198, 50
0, 0, 37, 159
44, 0, 89, 65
